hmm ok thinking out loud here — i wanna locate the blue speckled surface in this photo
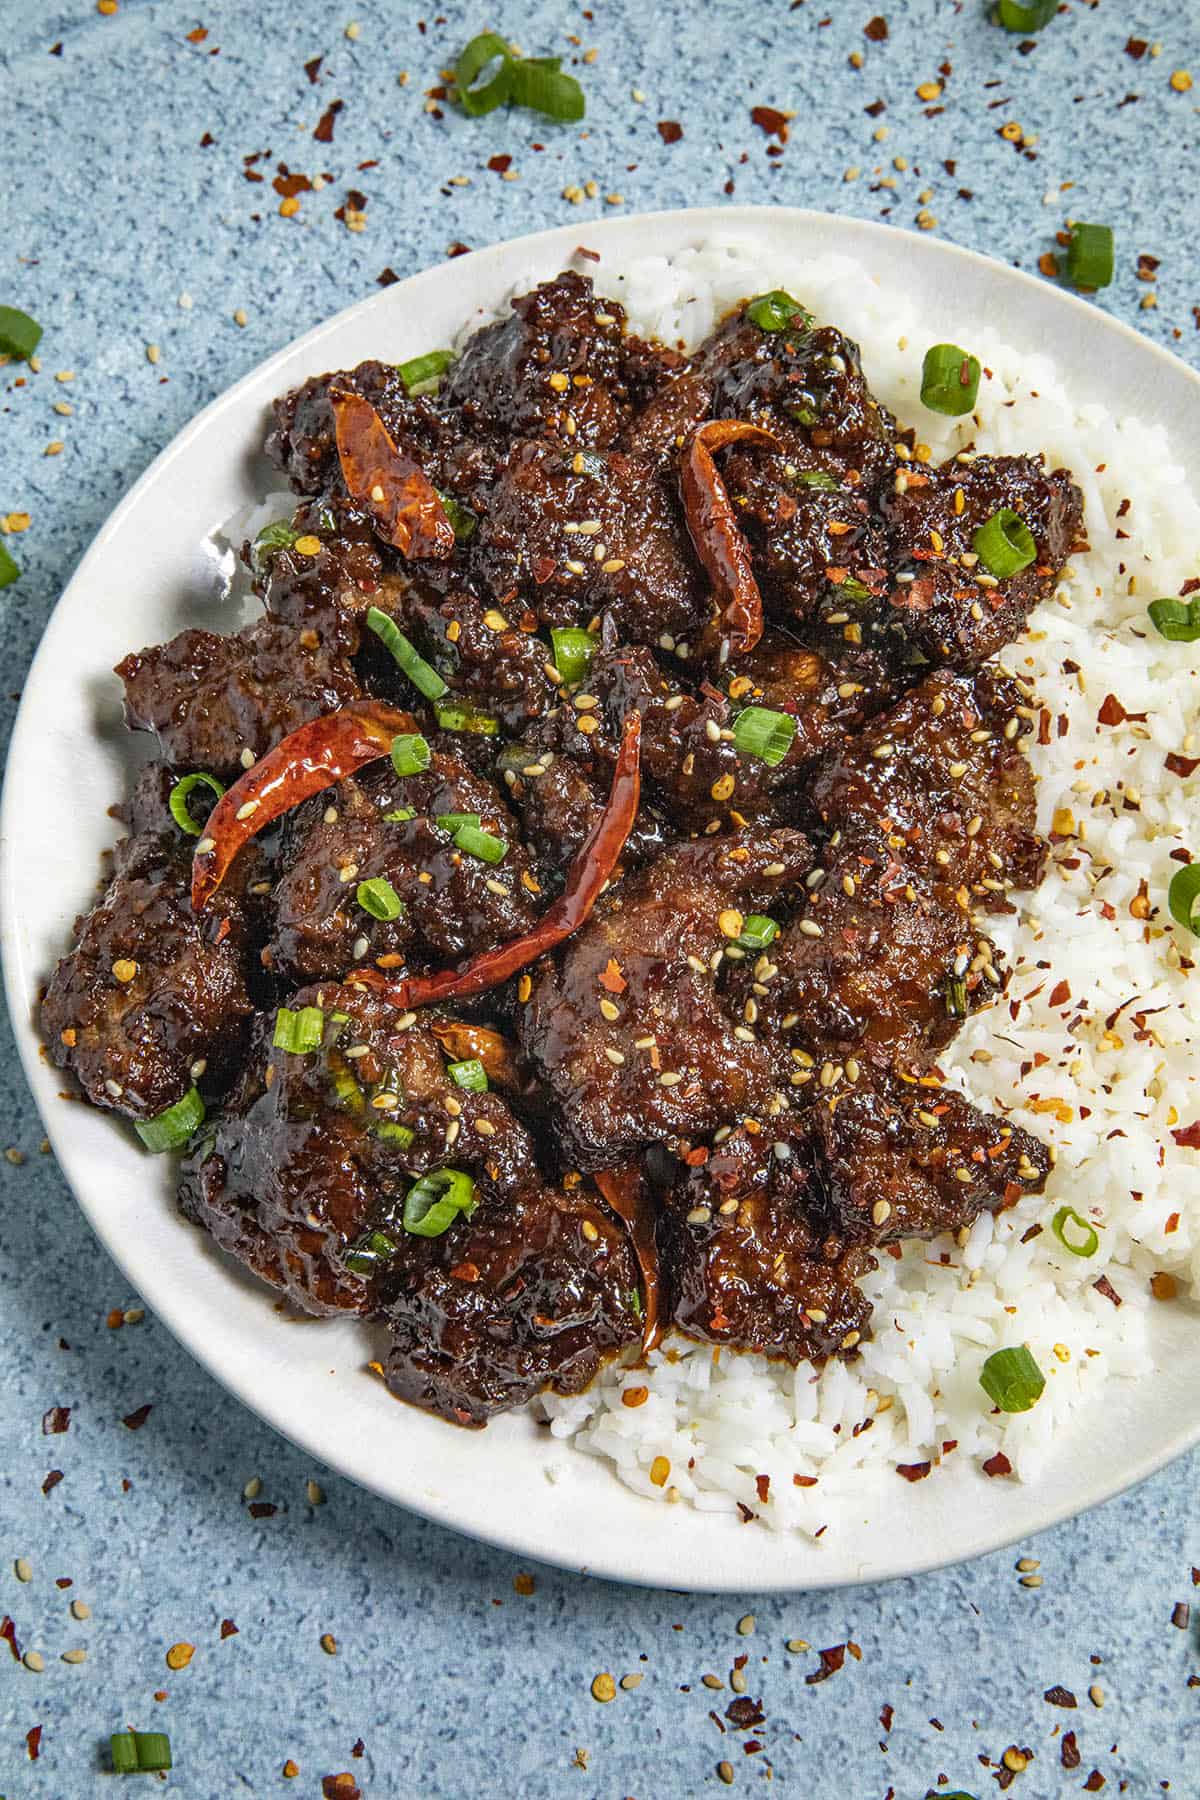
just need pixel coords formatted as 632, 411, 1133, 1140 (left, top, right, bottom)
2, 2, 1198, 1794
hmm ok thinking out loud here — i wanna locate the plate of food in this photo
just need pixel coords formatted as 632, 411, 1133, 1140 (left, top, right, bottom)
5, 207, 1197, 1591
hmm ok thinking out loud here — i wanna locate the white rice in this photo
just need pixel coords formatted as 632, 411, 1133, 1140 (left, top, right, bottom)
524, 239, 1200, 1534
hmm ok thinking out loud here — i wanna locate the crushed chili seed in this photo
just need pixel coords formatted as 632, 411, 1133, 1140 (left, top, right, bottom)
591, 1671, 616, 1702
165, 1641, 195, 1670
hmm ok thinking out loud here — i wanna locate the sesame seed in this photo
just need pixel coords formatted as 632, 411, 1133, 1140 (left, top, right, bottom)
620, 1672, 643, 1690
604, 1047, 626, 1066
62, 1647, 88, 1664
338, 863, 359, 883
475, 1118, 497, 1136
71, 1599, 92, 1620
14, 1557, 32, 1582
872, 1200, 892, 1226
733, 1026, 756, 1043
658, 1071, 683, 1087
736, 1613, 755, 1635
235, 799, 260, 821
599, 999, 621, 1022
581, 1218, 600, 1243
240, 747, 256, 769
797, 919, 824, 939
687, 1206, 712, 1225
23, 1649, 45, 1673
196, 836, 215, 854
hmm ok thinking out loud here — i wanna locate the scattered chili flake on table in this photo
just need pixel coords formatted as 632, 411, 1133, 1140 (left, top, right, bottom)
2, 1616, 21, 1660
219, 1619, 239, 1639
1044, 1683, 1077, 1707
657, 120, 683, 144
750, 105, 792, 142
122, 1403, 153, 1430
864, 15, 888, 39
321, 1777, 361, 1800
805, 1646, 847, 1685
42, 1406, 71, 1435
41, 1469, 64, 1495
26, 1724, 42, 1760
314, 100, 344, 142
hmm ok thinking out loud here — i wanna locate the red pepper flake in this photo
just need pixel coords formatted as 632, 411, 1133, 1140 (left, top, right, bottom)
1093, 1274, 1123, 1307
750, 105, 791, 143
1170, 1600, 1191, 1629
1048, 979, 1071, 1007
1166, 751, 1200, 777
864, 98, 887, 117
896, 1460, 931, 1482
864, 15, 888, 40
487, 154, 512, 173
55, 1579, 72, 1590
754, 1473, 770, 1504
42, 1406, 71, 1435
725, 1696, 766, 1727
1083, 1774, 1105, 1792
219, 1618, 239, 1639
792, 1473, 817, 1487
1125, 36, 1148, 58
376, 267, 399, 287
199, 130, 215, 147
736, 1501, 755, 1524
305, 54, 324, 83
122, 1403, 153, 1430
1061, 1730, 1082, 1769
321, 1778, 361, 1800
446, 241, 472, 258
1097, 693, 1126, 727
880, 1703, 894, 1731
351, 1739, 365, 1759
1044, 1684, 1077, 1707
599, 957, 627, 994
248, 1501, 278, 1519
26, 1725, 42, 1761
42, 1469, 65, 1495
186, 25, 208, 43
1170, 1121, 1200, 1150
314, 100, 344, 143
805, 1645, 847, 1685
1, 1616, 21, 1660
657, 120, 683, 144
982, 1451, 1013, 1478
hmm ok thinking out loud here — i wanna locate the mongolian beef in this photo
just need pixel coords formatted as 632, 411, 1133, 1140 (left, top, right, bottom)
42, 270, 1083, 1428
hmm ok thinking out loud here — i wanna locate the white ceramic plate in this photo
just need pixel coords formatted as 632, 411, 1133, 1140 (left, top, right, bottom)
5, 208, 1198, 1592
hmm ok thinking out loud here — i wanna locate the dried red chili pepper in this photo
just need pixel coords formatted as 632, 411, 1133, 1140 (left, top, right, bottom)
331, 387, 456, 559
680, 420, 779, 657
351, 711, 641, 1009
593, 1162, 661, 1354
192, 701, 416, 910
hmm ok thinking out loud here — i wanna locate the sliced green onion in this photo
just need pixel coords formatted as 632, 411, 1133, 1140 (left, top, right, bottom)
455, 30, 514, 115
0, 542, 20, 588
389, 735, 431, 779
434, 811, 483, 833
550, 626, 599, 685
436, 491, 478, 541
252, 519, 301, 568
972, 508, 1036, 578
111, 1728, 173, 1773
273, 1005, 325, 1054
979, 1345, 1045, 1413
732, 705, 796, 767
375, 1120, 415, 1147
787, 403, 819, 427
745, 290, 810, 332
1066, 222, 1114, 291
997, 0, 1057, 29
1168, 863, 1200, 937
169, 771, 226, 837
356, 877, 405, 921
396, 348, 456, 394
403, 1168, 478, 1237
453, 822, 507, 864
920, 343, 981, 416
343, 1228, 399, 1276
366, 605, 448, 701
737, 914, 779, 952
135, 1087, 205, 1153
796, 470, 839, 491
508, 55, 586, 121
448, 1057, 489, 1093
626, 1286, 643, 1318
838, 576, 873, 601
330, 1065, 365, 1111
1051, 1205, 1099, 1258
945, 975, 969, 1018
383, 804, 418, 822
0, 304, 43, 359
1147, 596, 1200, 643
434, 699, 499, 736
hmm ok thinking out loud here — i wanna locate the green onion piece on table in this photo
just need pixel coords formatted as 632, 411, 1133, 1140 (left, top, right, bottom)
343, 1228, 399, 1276
389, 734, 431, 778
396, 348, 456, 394
549, 626, 599, 685
0, 304, 43, 359
356, 877, 405, 921
273, 1005, 325, 1054
1051, 1205, 1100, 1258
972, 508, 1036, 578
453, 822, 507, 864
134, 1087, 205, 1153
1065, 222, 1114, 291
920, 343, 982, 416
434, 699, 499, 736
979, 1345, 1045, 1413
252, 519, 301, 568
732, 706, 796, 767
455, 31, 515, 115
111, 1728, 172, 1773
436, 492, 478, 541
169, 771, 226, 837
403, 1168, 478, 1237
1167, 863, 1200, 936
1147, 596, 1200, 642
366, 605, 448, 701
0, 542, 19, 588
448, 1057, 489, 1093
997, 0, 1057, 29
509, 55, 586, 121
745, 290, 810, 332
737, 914, 779, 952
434, 811, 483, 833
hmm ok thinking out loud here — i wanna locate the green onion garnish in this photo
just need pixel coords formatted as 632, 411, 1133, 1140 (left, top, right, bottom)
383, 804, 419, 822
134, 1087, 205, 1153
838, 576, 873, 601
453, 822, 507, 864
796, 470, 839, 491
997, 0, 1057, 28
343, 1228, 399, 1276
390, 734, 432, 778
732, 706, 796, 767
1066, 222, 1114, 291
110, 1729, 173, 1774
0, 542, 20, 588
456, 30, 516, 115
434, 811, 483, 833
252, 519, 301, 568
1168, 863, 1200, 937
396, 349, 456, 394
375, 1120, 415, 1147
448, 1057, 489, 1093
403, 1167, 478, 1237
972, 508, 1036, 578
626, 1286, 643, 1318
366, 605, 448, 701
737, 914, 779, 952
169, 771, 226, 837
434, 699, 500, 736
920, 343, 981, 416
549, 626, 599, 685
979, 1345, 1045, 1413
787, 403, 819, 427
0, 305, 43, 360
945, 975, 969, 1018
508, 53, 586, 121
745, 290, 810, 332
436, 492, 478, 542
356, 877, 405, 921
1147, 596, 1200, 642
1051, 1206, 1099, 1258
273, 1005, 325, 1054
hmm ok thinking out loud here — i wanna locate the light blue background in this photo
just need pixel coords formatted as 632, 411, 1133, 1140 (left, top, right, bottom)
2, 3, 1197, 1794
